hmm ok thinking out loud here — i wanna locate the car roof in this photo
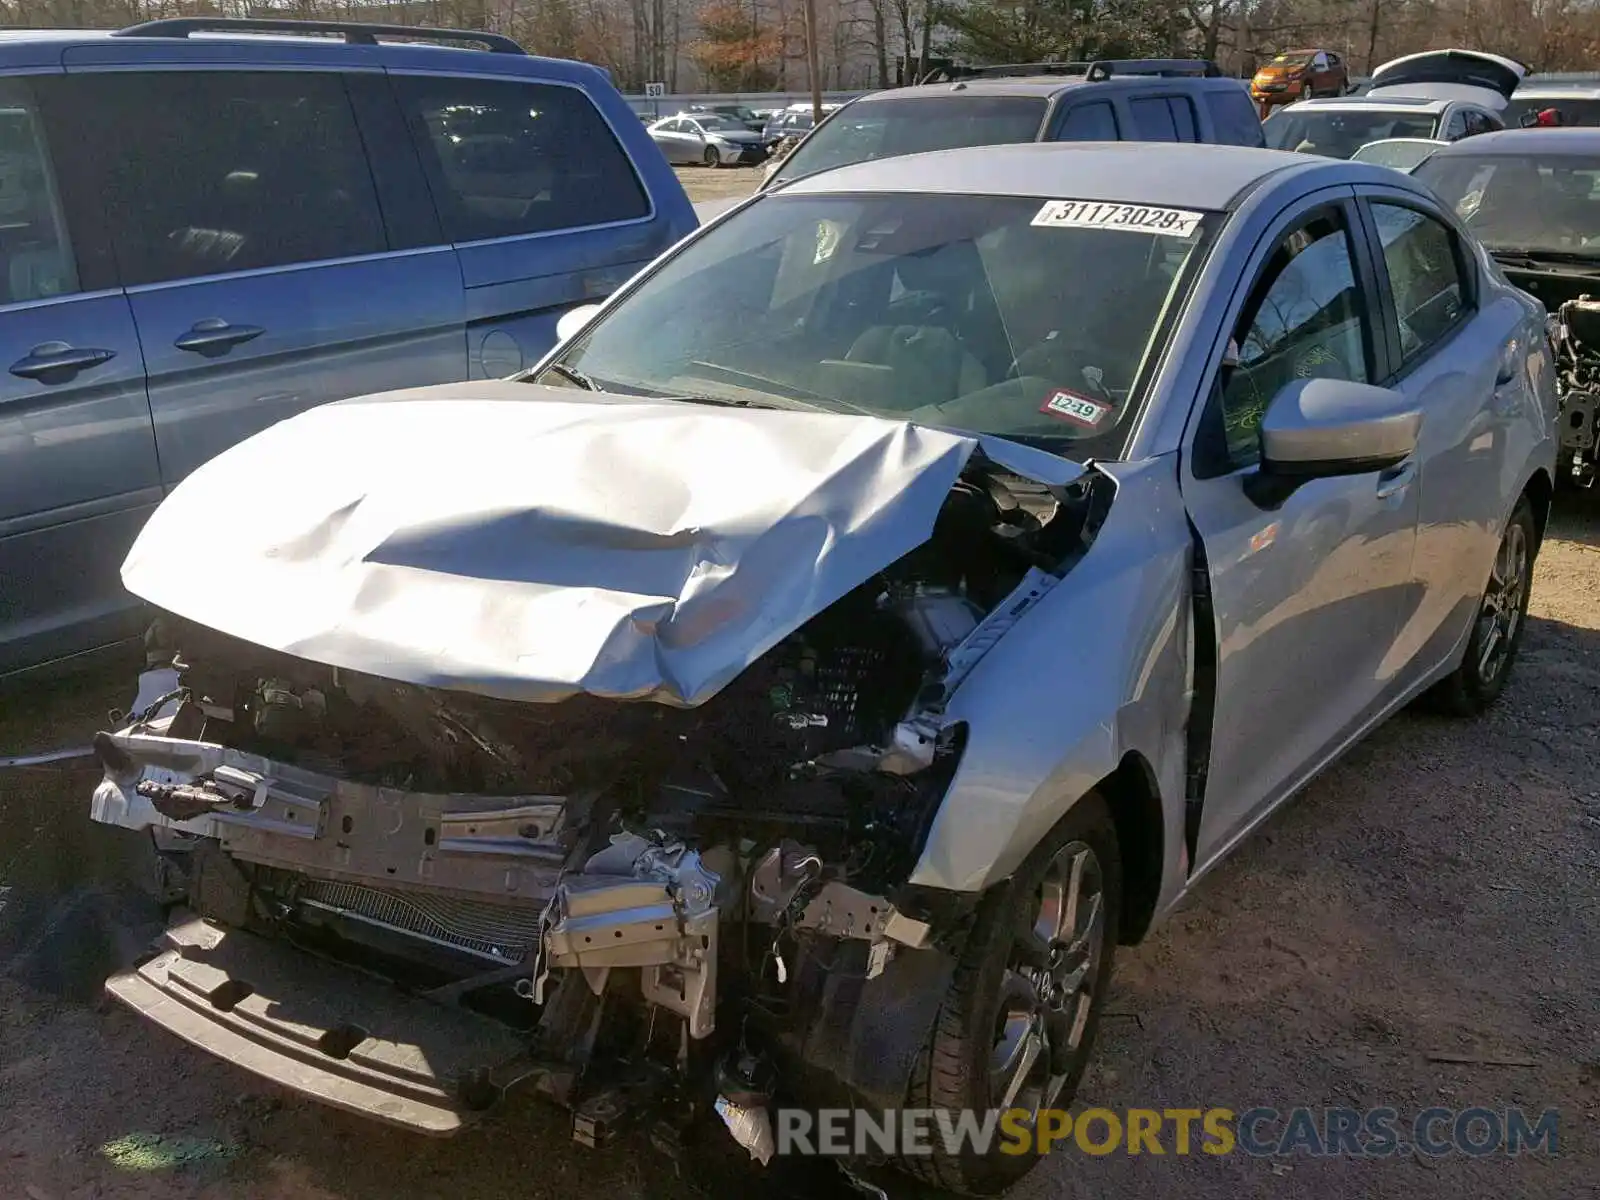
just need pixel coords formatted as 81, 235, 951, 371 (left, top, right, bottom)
845, 75, 1242, 102
778, 141, 1363, 210
1286, 95, 1451, 113
1424, 127, 1600, 156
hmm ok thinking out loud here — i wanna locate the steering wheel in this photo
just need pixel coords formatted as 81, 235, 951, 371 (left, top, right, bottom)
1005, 334, 1119, 403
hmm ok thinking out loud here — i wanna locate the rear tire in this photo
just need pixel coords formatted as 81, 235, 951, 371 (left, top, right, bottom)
1300, 82, 1314, 102
1427, 495, 1537, 716
901, 793, 1121, 1196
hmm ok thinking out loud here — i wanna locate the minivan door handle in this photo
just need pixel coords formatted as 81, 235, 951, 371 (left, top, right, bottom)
173, 318, 264, 356
9, 341, 117, 383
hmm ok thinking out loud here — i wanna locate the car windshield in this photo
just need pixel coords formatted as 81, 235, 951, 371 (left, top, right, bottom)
696, 114, 748, 132
1349, 139, 1443, 171
1264, 108, 1439, 157
537, 191, 1211, 458
1503, 97, 1600, 127
1268, 53, 1315, 68
1414, 151, 1600, 256
773, 97, 1048, 182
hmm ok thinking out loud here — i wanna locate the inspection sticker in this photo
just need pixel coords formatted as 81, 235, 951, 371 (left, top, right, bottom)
1032, 199, 1204, 237
1040, 389, 1110, 428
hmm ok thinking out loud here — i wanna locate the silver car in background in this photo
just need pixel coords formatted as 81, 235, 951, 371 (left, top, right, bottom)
647, 111, 768, 166
89, 142, 1555, 1195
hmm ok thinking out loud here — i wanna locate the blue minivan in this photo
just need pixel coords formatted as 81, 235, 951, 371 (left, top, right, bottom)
0, 18, 694, 681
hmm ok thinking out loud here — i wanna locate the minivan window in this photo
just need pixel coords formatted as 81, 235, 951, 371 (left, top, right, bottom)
1056, 101, 1118, 141
397, 76, 649, 243
1205, 88, 1268, 146
0, 82, 76, 303
1130, 97, 1180, 141
773, 96, 1047, 181
80, 72, 386, 286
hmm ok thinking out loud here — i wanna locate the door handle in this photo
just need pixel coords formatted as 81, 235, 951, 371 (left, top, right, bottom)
9, 341, 117, 383
173, 318, 264, 356
1375, 461, 1416, 500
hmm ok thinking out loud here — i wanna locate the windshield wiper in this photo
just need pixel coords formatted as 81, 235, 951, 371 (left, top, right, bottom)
540, 362, 600, 390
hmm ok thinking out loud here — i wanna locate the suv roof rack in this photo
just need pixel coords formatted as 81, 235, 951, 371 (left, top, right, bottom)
920, 61, 1089, 83
111, 17, 527, 55
918, 57, 1221, 84
1083, 58, 1223, 80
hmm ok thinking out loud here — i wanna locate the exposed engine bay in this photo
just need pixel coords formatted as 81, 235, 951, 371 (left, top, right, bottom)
91, 454, 1111, 1164
1552, 295, 1600, 486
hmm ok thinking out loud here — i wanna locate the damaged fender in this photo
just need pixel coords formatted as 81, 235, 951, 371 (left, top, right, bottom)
910, 456, 1193, 901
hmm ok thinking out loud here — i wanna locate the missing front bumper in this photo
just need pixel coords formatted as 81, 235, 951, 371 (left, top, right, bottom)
107, 913, 527, 1135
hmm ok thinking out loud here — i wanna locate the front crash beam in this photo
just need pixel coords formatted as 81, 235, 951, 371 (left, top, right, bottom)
106, 912, 528, 1135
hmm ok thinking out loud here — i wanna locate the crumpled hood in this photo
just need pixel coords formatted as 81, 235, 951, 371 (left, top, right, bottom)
122, 383, 1080, 707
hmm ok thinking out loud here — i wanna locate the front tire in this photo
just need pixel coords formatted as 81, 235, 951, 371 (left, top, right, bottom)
902, 793, 1121, 1196
702, 145, 720, 167
1428, 495, 1537, 716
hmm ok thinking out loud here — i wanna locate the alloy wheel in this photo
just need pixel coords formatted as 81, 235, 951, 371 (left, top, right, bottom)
1475, 519, 1529, 685
989, 841, 1106, 1120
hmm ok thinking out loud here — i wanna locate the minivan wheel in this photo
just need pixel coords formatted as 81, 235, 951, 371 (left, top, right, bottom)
901, 792, 1121, 1196
703, 145, 720, 167
1427, 495, 1537, 716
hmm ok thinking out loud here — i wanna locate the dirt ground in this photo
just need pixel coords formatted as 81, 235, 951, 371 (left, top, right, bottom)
3, 490, 1598, 1197
673, 163, 764, 205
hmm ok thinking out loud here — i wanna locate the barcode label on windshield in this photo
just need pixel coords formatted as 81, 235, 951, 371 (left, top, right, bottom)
1032, 200, 1203, 237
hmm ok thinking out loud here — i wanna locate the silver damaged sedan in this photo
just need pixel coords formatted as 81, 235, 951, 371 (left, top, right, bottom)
89, 142, 1556, 1194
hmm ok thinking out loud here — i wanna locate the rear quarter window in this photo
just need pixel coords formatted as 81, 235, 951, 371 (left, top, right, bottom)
396, 75, 648, 243
1204, 88, 1268, 147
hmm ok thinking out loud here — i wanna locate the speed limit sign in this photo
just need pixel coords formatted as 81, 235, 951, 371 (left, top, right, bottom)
645, 82, 666, 98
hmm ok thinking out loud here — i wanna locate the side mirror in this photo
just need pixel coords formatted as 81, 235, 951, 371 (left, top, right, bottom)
556, 304, 603, 344
1245, 377, 1421, 506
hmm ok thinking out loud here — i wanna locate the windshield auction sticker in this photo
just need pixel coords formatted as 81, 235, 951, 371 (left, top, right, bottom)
1033, 199, 1204, 237
1041, 389, 1111, 428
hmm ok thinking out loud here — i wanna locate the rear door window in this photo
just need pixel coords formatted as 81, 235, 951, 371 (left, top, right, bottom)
73, 71, 386, 286
396, 76, 649, 244
1131, 97, 1179, 141
1204, 88, 1269, 146
1054, 101, 1119, 141
1371, 203, 1472, 366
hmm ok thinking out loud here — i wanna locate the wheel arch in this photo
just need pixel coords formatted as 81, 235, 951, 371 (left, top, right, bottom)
1098, 750, 1165, 945
1524, 467, 1553, 549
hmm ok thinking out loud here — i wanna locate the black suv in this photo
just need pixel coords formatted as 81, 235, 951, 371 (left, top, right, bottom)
763, 58, 1265, 189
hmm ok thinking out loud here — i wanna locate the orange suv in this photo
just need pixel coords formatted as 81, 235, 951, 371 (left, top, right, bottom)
1251, 48, 1350, 113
